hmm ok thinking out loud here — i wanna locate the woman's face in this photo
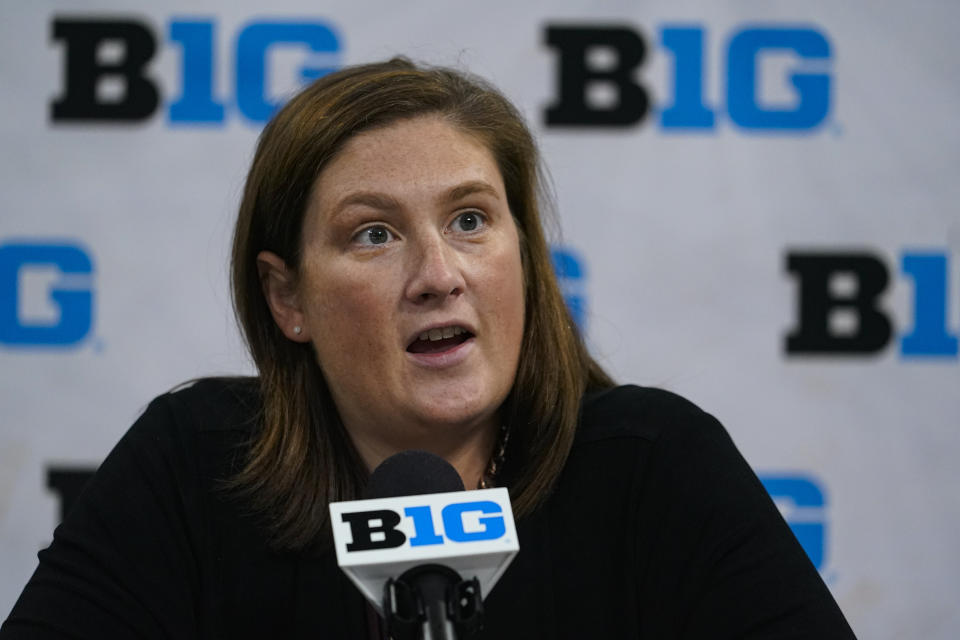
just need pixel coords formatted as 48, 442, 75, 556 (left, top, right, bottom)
293, 116, 525, 456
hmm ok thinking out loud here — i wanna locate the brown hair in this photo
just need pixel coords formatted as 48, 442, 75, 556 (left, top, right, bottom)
231, 57, 613, 549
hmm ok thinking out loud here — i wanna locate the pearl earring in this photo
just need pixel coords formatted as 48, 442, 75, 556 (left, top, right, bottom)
293, 326, 302, 335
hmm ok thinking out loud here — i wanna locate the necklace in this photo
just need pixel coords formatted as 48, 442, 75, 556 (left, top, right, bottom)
477, 423, 510, 489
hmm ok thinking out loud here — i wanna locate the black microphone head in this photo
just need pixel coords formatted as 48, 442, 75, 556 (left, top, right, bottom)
364, 450, 465, 499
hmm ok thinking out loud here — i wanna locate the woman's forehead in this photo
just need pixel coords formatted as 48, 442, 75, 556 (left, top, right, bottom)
305, 116, 507, 219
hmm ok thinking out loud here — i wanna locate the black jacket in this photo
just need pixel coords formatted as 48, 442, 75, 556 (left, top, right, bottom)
2, 378, 856, 638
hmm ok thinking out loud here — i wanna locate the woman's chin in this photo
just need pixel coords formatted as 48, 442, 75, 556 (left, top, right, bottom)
414, 405, 493, 432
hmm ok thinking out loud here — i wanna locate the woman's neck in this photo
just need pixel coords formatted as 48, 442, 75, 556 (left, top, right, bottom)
348, 419, 498, 490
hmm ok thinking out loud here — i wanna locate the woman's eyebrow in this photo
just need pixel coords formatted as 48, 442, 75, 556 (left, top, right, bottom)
328, 181, 500, 221
328, 191, 400, 220
443, 181, 500, 203
333, 191, 401, 214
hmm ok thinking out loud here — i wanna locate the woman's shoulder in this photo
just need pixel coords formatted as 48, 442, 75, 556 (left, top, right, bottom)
576, 384, 726, 448
106, 377, 262, 468
141, 376, 261, 435
93, 376, 261, 475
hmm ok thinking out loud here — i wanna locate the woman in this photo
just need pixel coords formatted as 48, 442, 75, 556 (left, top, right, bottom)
1, 58, 856, 638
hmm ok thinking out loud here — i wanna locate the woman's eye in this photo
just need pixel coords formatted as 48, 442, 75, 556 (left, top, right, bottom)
356, 225, 393, 246
452, 211, 485, 233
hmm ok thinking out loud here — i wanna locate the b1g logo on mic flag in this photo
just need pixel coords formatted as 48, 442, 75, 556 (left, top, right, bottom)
330, 488, 518, 612
0, 241, 94, 347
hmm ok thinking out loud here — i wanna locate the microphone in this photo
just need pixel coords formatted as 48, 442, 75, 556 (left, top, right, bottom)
364, 450, 465, 498
329, 451, 519, 639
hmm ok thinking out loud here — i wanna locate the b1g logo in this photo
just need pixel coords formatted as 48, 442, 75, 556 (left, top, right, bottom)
552, 246, 587, 330
545, 24, 832, 131
786, 250, 958, 357
0, 241, 94, 347
758, 473, 827, 570
341, 501, 506, 552
50, 16, 342, 124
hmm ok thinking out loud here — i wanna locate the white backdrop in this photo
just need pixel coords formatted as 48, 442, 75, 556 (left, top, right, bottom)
3, 2, 960, 637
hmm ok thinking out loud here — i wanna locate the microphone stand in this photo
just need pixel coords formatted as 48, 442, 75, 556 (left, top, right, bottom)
383, 564, 484, 640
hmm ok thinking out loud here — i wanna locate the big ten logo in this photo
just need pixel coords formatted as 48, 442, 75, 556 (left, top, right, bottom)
544, 24, 832, 132
785, 250, 959, 358
50, 16, 342, 124
46, 466, 97, 522
551, 246, 587, 330
341, 502, 506, 552
0, 241, 95, 347
758, 473, 827, 570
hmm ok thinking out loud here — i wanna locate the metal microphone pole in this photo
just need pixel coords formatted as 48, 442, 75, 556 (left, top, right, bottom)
384, 564, 483, 640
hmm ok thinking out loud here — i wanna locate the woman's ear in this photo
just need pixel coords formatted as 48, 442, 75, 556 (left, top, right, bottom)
257, 251, 311, 342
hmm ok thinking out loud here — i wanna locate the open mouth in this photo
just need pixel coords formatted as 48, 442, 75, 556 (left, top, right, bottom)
407, 326, 473, 354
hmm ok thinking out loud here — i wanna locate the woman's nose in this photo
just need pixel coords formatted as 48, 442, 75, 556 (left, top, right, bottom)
404, 237, 465, 304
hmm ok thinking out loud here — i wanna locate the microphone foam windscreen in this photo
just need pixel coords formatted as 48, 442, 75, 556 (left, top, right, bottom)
364, 450, 465, 499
